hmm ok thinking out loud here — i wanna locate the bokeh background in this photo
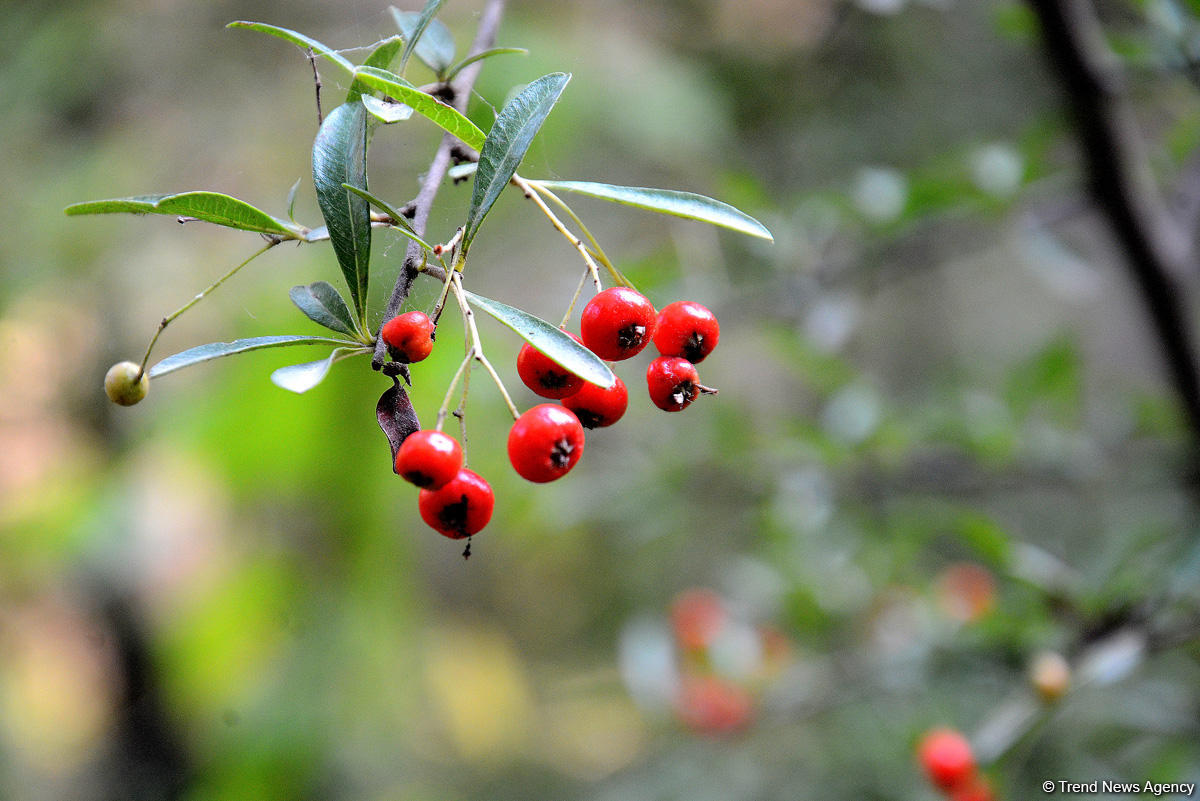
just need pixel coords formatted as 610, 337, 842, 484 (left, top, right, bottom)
3, 0, 1200, 798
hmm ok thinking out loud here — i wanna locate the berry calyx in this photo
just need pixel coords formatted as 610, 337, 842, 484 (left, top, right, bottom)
646, 356, 717, 412
104, 361, 149, 406
580, 287, 657, 361
418, 468, 494, 539
394, 430, 463, 489
507, 404, 585, 483
917, 728, 976, 792
516, 335, 585, 399
653, 301, 720, 363
380, 310, 435, 364
561, 375, 628, 429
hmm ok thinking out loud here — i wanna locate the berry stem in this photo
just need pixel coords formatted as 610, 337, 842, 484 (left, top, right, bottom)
449, 273, 521, 421
527, 180, 629, 287
436, 350, 473, 431
558, 267, 591, 328
136, 240, 281, 380
511, 174, 603, 292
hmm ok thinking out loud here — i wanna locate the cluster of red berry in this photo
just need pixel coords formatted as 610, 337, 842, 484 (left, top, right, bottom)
917, 728, 995, 801
379, 288, 720, 548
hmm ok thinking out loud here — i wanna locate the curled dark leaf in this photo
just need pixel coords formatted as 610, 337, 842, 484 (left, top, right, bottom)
377, 376, 420, 471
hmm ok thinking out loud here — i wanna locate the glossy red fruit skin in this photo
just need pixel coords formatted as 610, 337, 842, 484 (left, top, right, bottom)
653, 301, 720, 363
380, 311, 435, 363
580, 287, 657, 361
508, 404, 585, 483
646, 356, 700, 412
394, 430, 463, 489
917, 728, 976, 792
517, 338, 585, 399
561, 376, 627, 429
418, 469, 494, 539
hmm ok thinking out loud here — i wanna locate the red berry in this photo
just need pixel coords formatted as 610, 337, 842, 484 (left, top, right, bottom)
949, 776, 994, 801
418, 468, 494, 539
675, 676, 754, 734
646, 356, 715, 412
561, 375, 628, 429
670, 588, 727, 652
507, 404, 585, 483
380, 310, 435, 363
653, 301, 720, 363
917, 728, 976, 792
580, 287, 657, 361
517, 335, 585, 399
394, 430, 463, 489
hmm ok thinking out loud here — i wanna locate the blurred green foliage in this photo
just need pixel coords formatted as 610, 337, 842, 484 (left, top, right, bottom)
2, 1, 1200, 800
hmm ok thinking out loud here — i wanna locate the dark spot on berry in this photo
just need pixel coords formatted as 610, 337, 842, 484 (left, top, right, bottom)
672, 380, 698, 407
573, 409, 602, 429
617, 323, 646, 351
539, 370, 572, 390
682, 332, 706, 363
550, 437, 575, 468
402, 469, 435, 488
438, 493, 471, 536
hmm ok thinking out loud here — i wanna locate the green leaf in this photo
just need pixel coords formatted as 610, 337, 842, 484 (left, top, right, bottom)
285, 178, 302, 222
364, 35, 404, 70
340, 184, 435, 253
463, 290, 614, 388
443, 47, 529, 82
361, 94, 413, 123
289, 281, 362, 337
396, 0, 448, 75
65, 191, 301, 237
227, 21, 354, 74
530, 180, 774, 241
390, 6, 456, 75
353, 67, 485, 149
148, 335, 357, 378
347, 35, 405, 102
465, 73, 571, 247
270, 347, 365, 393
313, 102, 371, 321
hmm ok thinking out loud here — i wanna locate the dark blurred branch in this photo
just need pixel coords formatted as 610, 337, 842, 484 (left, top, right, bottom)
372, 0, 506, 370
1027, 0, 1200, 457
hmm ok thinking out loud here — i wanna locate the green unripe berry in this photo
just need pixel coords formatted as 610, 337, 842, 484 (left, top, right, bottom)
104, 361, 149, 406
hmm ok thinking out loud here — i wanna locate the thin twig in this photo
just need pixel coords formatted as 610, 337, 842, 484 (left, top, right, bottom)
372, 0, 507, 370
450, 273, 520, 420
511, 174, 604, 291
136, 241, 280, 379
308, 48, 323, 126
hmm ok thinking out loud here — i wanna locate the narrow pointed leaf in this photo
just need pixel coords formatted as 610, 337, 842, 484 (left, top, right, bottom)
390, 7, 456, 74
353, 67, 485, 149
148, 335, 357, 378
227, 21, 354, 74
347, 35, 405, 102
313, 102, 371, 320
377, 377, 421, 467
464, 290, 614, 388
66, 191, 300, 236
271, 348, 365, 393
531, 180, 774, 241
285, 178, 302, 222
341, 184, 435, 253
364, 35, 404, 70
465, 73, 571, 246
289, 281, 362, 337
444, 47, 529, 81
361, 95, 413, 123
395, 0, 448, 74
